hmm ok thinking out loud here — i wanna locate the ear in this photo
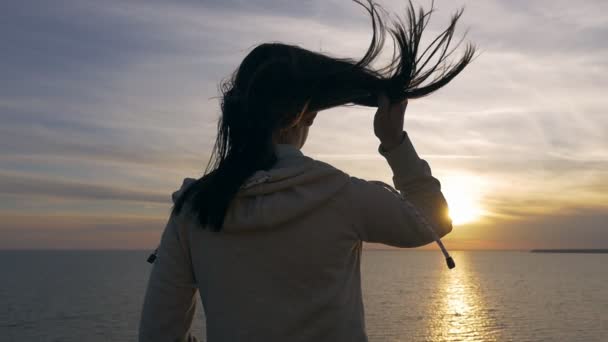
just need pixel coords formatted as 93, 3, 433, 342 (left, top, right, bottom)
302, 111, 318, 126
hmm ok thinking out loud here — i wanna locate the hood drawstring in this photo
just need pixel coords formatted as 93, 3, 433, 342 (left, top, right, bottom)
369, 180, 455, 269
147, 248, 158, 264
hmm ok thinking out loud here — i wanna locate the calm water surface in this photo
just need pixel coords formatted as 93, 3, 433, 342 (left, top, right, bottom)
1, 250, 606, 341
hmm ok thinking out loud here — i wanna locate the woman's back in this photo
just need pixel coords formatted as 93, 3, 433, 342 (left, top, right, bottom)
140, 141, 453, 341
189, 145, 365, 341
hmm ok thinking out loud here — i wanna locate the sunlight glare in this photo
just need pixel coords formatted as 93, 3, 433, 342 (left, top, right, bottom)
441, 174, 485, 225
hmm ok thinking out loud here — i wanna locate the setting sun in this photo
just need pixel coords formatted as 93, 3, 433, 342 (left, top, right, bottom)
446, 191, 482, 225
441, 175, 485, 225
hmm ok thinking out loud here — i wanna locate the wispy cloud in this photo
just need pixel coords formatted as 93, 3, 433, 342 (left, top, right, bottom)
0, 172, 169, 204
444, 206, 608, 250
0, 213, 165, 249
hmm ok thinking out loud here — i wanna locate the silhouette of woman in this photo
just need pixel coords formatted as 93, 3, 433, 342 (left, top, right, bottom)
139, 1, 475, 341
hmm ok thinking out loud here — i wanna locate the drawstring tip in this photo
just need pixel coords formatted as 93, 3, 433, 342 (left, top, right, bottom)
146, 250, 157, 264
446, 256, 456, 269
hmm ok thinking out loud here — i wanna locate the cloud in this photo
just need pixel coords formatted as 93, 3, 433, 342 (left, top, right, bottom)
444, 206, 608, 250
0, 213, 166, 249
0, 172, 169, 204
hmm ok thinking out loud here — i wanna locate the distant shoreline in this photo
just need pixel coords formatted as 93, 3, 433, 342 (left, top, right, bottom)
530, 249, 608, 254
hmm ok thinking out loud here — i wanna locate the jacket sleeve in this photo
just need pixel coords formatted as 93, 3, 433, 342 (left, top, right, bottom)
352, 131, 453, 247
139, 213, 199, 342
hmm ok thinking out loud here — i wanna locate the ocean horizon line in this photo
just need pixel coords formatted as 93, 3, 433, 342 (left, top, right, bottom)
2, 248, 601, 252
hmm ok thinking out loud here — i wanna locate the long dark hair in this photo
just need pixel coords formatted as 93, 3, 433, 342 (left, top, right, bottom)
173, 0, 476, 231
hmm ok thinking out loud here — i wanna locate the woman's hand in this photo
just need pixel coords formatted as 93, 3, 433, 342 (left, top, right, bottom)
374, 94, 407, 151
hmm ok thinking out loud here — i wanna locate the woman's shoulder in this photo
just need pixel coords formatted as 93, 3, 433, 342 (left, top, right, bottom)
171, 178, 197, 204
305, 155, 401, 200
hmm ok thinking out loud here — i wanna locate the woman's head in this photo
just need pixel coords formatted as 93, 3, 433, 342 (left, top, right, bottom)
174, 0, 476, 230
220, 43, 322, 150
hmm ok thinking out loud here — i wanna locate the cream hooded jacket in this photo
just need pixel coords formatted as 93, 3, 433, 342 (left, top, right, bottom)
139, 132, 453, 342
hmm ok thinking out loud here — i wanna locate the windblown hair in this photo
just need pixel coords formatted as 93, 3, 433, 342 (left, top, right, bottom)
173, 0, 476, 231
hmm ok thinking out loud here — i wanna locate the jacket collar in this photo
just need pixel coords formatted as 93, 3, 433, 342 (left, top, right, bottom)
275, 143, 304, 160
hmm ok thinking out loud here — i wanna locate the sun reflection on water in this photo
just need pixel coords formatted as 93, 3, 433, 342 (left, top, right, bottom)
425, 252, 499, 341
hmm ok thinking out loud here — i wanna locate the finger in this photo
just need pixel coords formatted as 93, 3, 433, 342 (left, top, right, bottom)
388, 102, 404, 119
392, 99, 407, 117
399, 100, 407, 115
377, 93, 390, 113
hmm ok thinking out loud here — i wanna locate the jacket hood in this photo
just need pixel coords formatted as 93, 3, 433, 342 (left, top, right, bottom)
172, 144, 350, 233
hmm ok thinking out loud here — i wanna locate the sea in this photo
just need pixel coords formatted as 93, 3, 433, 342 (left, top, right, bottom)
1, 250, 606, 342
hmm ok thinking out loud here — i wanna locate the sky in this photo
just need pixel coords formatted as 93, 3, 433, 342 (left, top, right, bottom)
1, 0, 606, 250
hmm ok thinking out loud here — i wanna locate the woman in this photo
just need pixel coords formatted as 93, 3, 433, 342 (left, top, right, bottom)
139, 1, 475, 341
